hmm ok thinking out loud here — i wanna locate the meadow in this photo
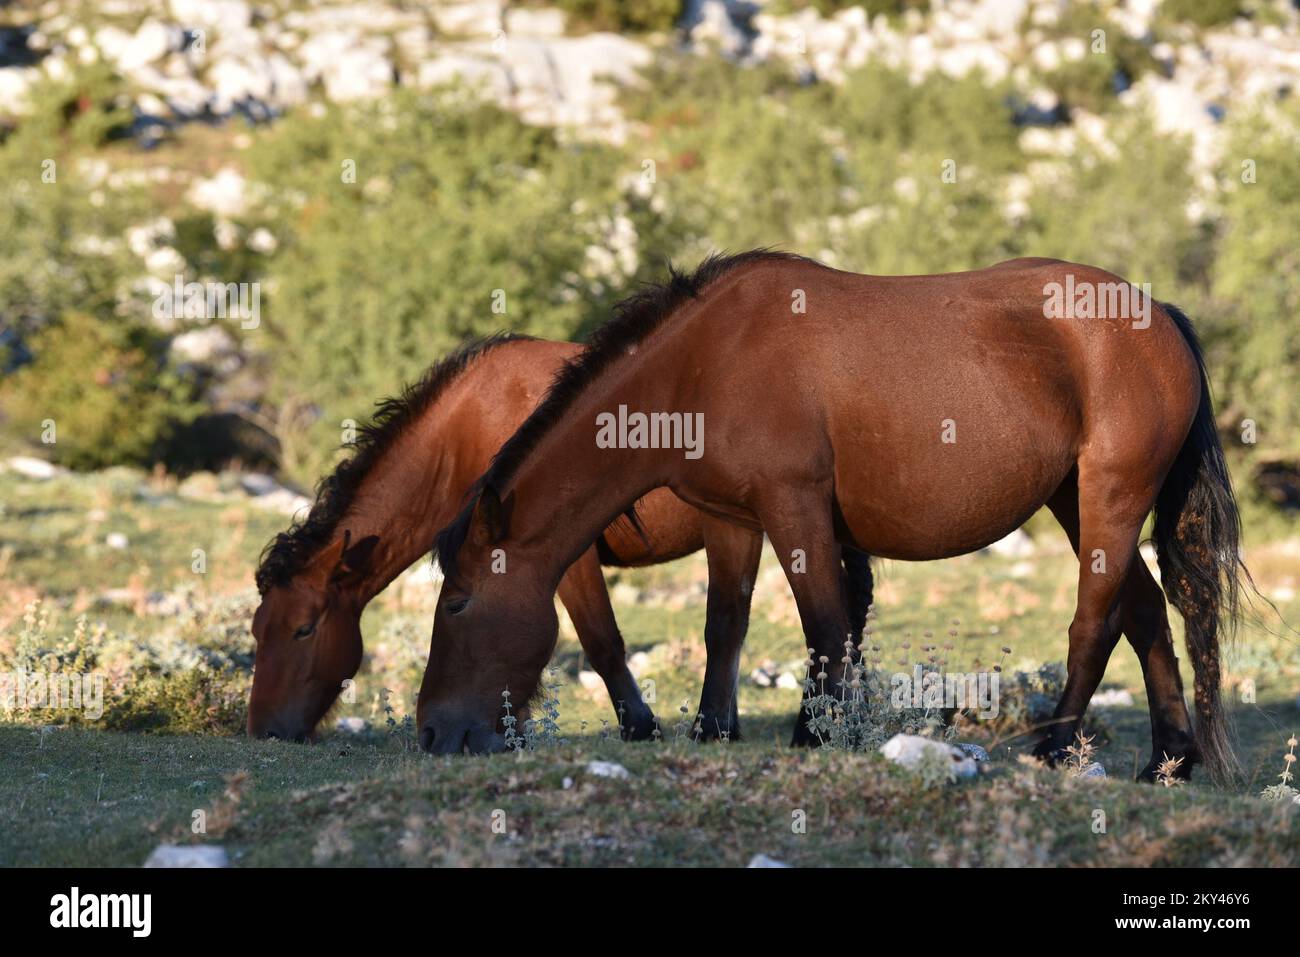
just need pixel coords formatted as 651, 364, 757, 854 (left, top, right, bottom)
2, 466, 1297, 866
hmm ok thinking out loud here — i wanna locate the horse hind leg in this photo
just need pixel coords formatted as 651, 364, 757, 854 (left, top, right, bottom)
1119, 559, 1197, 781
1036, 469, 1144, 764
1044, 472, 1196, 779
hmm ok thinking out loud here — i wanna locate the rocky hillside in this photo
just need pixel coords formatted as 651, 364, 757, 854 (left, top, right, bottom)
0, 0, 1297, 507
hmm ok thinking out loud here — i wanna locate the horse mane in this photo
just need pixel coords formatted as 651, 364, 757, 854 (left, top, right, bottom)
255, 332, 533, 595
434, 249, 814, 581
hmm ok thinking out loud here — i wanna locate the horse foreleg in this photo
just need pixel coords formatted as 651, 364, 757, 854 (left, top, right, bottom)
761, 494, 853, 748
694, 517, 763, 741
556, 548, 657, 740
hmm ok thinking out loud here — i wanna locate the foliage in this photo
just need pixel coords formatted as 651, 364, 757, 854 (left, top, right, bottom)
1208, 104, 1300, 455
546, 0, 685, 33
1160, 0, 1243, 29
0, 311, 196, 469
240, 90, 651, 481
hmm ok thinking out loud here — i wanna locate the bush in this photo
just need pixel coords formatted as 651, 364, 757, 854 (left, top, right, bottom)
548, 0, 684, 33
630, 58, 1022, 273
1, 312, 196, 469
1160, 0, 1243, 28
241, 90, 657, 482
1208, 105, 1300, 456
1023, 112, 1200, 295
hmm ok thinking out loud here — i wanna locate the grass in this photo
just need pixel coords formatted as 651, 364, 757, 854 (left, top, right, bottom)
4, 723, 1298, 867
1, 467, 1298, 866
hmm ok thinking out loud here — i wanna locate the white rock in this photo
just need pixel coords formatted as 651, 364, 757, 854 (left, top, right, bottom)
247, 227, 277, 254
584, 760, 630, 780
775, 672, 800, 691
0, 67, 37, 112
4, 456, 63, 479
170, 325, 237, 364
747, 854, 790, 868
577, 670, 603, 691
433, 0, 503, 37
144, 844, 229, 867
626, 651, 651, 678
106, 532, 129, 550
170, 0, 253, 29
238, 472, 280, 496
610, 582, 641, 606
505, 7, 566, 38
118, 21, 181, 73
251, 489, 313, 518
880, 733, 978, 778
335, 716, 367, 734
1090, 688, 1135, 708
417, 54, 511, 98
1081, 763, 1107, 779
188, 167, 248, 217
985, 528, 1035, 558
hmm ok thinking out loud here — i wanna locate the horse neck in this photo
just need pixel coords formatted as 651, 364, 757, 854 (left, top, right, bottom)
333, 415, 468, 605
503, 364, 692, 590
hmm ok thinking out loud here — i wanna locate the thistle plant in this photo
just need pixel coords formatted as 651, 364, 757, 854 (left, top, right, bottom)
1154, 753, 1186, 787
503, 669, 567, 751
1062, 730, 1100, 778
797, 609, 960, 753
1260, 735, 1299, 803
501, 690, 521, 751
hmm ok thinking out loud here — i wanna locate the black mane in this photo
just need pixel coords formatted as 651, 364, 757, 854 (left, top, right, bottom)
255, 332, 531, 595
434, 249, 812, 581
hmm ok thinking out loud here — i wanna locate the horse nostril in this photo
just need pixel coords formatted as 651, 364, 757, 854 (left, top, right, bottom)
419, 725, 435, 752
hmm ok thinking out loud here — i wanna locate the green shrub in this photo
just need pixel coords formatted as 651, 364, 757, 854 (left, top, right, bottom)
769, 0, 930, 18
1024, 112, 1200, 294
1, 312, 196, 470
241, 90, 655, 482
1160, 0, 1243, 28
547, 0, 684, 33
630, 57, 1022, 273
1208, 106, 1300, 456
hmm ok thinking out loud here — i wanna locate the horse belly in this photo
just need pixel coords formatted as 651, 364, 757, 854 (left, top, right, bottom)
831, 425, 1075, 561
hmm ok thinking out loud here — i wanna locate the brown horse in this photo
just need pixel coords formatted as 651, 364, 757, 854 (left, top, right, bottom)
423, 251, 1250, 784
248, 333, 871, 742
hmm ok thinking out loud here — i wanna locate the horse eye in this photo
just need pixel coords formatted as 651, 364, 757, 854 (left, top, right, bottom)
293, 622, 316, 640
446, 597, 471, 617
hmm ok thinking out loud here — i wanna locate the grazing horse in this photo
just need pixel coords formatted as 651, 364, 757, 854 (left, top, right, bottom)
423, 251, 1249, 784
248, 334, 872, 742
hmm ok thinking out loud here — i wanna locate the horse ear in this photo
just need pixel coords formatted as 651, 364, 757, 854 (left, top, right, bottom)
330, 531, 379, 585
471, 485, 512, 545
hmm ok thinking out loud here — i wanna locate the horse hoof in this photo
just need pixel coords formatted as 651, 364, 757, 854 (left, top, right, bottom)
694, 713, 741, 742
619, 711, 659, 742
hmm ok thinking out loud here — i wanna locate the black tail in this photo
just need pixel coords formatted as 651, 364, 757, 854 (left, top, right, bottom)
841, 547, 874, 643
1154, 302, 1247, 786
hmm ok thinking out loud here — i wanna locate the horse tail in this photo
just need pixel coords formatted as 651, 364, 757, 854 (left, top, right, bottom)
1153, 302, 1247, 785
